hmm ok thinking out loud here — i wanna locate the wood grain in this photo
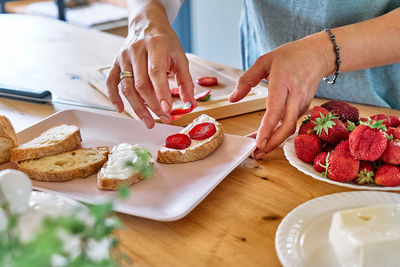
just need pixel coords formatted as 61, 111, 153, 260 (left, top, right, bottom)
1, 15, 400, 267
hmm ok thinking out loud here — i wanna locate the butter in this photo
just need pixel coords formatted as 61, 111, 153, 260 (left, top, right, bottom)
328, 204, 400, 267
99, 143, 153, 180
159, 114, 217, 154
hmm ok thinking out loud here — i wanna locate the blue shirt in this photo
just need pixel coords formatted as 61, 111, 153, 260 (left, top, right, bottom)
240, 0, 400, 109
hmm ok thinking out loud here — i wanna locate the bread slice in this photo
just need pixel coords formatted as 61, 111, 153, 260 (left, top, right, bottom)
11, 124, 82, 162
17, 146, 109, 182
97, 143, 154, 190
0, 115, 17, 163
157, 114, 224, 163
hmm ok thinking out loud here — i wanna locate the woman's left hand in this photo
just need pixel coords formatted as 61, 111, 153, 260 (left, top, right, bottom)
229, 32, 335, 160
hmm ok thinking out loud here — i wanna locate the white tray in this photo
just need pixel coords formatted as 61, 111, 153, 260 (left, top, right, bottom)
3, 110, 255, 221
275, 191, 400, 267
283, 134, 400, 191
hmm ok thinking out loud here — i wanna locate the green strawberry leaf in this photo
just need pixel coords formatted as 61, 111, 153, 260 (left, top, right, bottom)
346, 120, 356, 132
198, 94, 211, 102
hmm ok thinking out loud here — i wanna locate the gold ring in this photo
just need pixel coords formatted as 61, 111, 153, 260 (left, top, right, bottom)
120, 71, 133, 80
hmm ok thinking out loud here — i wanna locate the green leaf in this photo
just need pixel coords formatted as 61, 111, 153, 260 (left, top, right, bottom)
117, 185, 130, 200
346, 120, 356, 132
198, 94, 211, 102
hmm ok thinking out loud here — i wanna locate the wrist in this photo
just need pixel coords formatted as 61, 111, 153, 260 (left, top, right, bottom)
306, 31, 338, 77
128, 2, 170, 33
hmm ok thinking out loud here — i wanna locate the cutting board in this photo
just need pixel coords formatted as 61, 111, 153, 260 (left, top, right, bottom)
87, 54, 268, 126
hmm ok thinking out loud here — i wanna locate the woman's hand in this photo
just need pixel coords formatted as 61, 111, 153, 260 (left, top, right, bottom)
229, 32, 335, 160
106, 4, 196, 129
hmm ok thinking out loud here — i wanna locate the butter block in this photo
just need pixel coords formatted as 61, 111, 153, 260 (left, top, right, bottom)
329, 204, 400, 267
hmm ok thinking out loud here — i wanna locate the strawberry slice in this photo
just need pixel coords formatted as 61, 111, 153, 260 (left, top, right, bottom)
170, 87, 180, 97
170, 102, 193, 116
196, 76, 218, 87
194, 90, 211, 101
189, 122, 216, 140
165, 133, 191, 149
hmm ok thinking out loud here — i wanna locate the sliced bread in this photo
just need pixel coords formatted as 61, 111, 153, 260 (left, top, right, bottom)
98, 143, 153, 190
11, 124, 82, 162
17, 146, 109, 182
0, 115, 17, 163
157, 114, 224, 163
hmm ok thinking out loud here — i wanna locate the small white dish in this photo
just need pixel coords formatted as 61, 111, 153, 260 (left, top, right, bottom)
283, 134, 400, 191
275, 191, 400, 267
2, 110, 255, 221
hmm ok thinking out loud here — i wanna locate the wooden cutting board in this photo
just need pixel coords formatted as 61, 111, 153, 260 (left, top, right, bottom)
87, 53, 268, 126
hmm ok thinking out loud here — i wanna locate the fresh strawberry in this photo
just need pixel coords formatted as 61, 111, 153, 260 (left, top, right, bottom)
370, 114, 390, 129
189, 122, 216, 140
321, 100, 359, 122
170, 102, 194, 120
310, 106, 329, 121
354, 161, 375, 185
322, 143, 336, 152
380, 140, 400, 165
386, 127, 400, 140
294, 134, 322, 163
313, 152, 329, 173
194, 90, 211, 101
375, 164, 400, 187
326, 150, 360, 182
165, 133, 191, 149
298, 117, 315, 135
389, 115, 400, 127
314, 117, 349, 144
196, 76, 218, 87
170, 87, 180, 97
349, 119, 388, 161
334, 140, 351, 155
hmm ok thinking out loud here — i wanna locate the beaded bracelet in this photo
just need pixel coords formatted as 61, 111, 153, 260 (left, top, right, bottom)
322, 28, 341, 85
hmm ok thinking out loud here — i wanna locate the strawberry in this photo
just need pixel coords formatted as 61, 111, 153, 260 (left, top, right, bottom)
349, 119, 388, 161
321, 100, 359, 122
298, 117, 315, 135
370, 114, 391, 129
334, 140, 351, 155
170, 102, 194, 120
313, 152, 329, 173
294, 134, 322, 163
344, 120, 356, 132
310, 106, 329, 121
170, 87, 180, 97
389, 115, 400, 127
196, 76, 218, 87
165, 133, 191, 149
326, 150, 360, 182
194, 90, 211, 101
314, 117, 349, 144
386, 127, 400, 140
380, 140, 400, 165
375, 164, 400, 187
189, 122, 216, 140
322, 142, 336, 152
354, 161, 375, 185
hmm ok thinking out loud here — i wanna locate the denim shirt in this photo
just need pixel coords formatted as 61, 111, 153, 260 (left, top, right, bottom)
240, 0, 400, 109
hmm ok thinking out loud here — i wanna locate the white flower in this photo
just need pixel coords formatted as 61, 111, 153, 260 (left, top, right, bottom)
86, 238, 111, 262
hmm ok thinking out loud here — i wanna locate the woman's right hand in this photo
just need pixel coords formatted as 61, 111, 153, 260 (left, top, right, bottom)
106, 3, 196, 129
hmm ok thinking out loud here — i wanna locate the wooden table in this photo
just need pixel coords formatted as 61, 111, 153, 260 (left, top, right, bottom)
1, 14, 399, 267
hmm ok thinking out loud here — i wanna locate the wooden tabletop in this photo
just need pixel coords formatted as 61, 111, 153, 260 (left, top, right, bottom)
1, 14, 400, 267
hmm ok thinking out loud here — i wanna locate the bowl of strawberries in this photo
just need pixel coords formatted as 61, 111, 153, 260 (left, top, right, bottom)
283, 100, 400, 190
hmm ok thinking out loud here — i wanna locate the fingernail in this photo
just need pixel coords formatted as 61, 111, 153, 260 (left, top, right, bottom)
183, 102, 192, 109
254, 151, 265, 160
160, 115, 171, 124
142, 117, 153, 128
161, 100, 170, 113
260, 139, 268, 149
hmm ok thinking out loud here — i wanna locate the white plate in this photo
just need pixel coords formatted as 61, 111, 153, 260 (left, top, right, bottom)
275, 191, 400, 267
283, 134, 400, 191
2, 110, 255, 221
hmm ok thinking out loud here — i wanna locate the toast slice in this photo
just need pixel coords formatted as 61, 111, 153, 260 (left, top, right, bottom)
97, 143, 153, 190
17, 146, 109, 182
11, 124, 82, 162
157, 114, 224, 163
0, 115, 17, 163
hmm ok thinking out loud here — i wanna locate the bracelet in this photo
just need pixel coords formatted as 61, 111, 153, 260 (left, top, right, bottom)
322, 28, 341, 85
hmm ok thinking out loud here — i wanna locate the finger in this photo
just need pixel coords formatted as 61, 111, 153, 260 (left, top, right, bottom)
229, 55, 271, 103
174, 55, 196, 107
246, 131, 257, 138
130, 46, 171, 124
147, 41, 174, 113
255, 93, 299, 159
255, 73, 288, 152
119, 51, 155, 128
105, 60, 124, 112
